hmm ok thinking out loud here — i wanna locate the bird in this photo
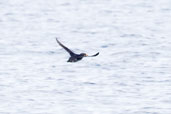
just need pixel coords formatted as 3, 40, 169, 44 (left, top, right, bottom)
56, 38, 99, 62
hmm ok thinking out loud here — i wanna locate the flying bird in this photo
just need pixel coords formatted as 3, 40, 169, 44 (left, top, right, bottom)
56, 38, 99, 62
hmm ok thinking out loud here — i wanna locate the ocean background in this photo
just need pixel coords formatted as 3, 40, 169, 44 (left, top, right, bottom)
0, 0, 171, 114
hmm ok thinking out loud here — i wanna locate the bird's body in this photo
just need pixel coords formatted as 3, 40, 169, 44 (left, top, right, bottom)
56, 38, 99, 62
67, 54, 84, 62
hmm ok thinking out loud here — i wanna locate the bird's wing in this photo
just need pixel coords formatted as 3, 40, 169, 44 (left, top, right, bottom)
87, 52, 99, 57
92, 52, 99, 56
56, 38, 75, 56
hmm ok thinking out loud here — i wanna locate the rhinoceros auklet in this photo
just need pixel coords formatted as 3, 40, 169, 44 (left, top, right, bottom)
56, 38, 99, 62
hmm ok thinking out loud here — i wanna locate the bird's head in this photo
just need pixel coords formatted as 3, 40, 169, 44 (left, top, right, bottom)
80, 53, 88, 57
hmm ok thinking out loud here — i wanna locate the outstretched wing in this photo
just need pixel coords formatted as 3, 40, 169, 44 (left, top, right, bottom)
56, 38, 75, 56
87, 52, 99, 57
92, 52, 99, 57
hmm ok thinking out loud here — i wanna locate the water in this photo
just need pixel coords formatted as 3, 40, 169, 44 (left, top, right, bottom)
0, 0, 171, 114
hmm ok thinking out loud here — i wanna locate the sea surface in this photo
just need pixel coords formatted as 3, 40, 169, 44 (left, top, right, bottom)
0, 0, 171, 114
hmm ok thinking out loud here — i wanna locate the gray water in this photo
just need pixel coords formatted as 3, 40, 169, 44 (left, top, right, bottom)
0, 0, 171, 114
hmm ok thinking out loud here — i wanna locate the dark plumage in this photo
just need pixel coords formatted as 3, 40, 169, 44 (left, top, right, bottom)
56, 38, 99, 62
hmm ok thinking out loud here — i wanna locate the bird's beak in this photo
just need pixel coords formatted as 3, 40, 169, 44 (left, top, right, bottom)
85, 54, 88, 57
